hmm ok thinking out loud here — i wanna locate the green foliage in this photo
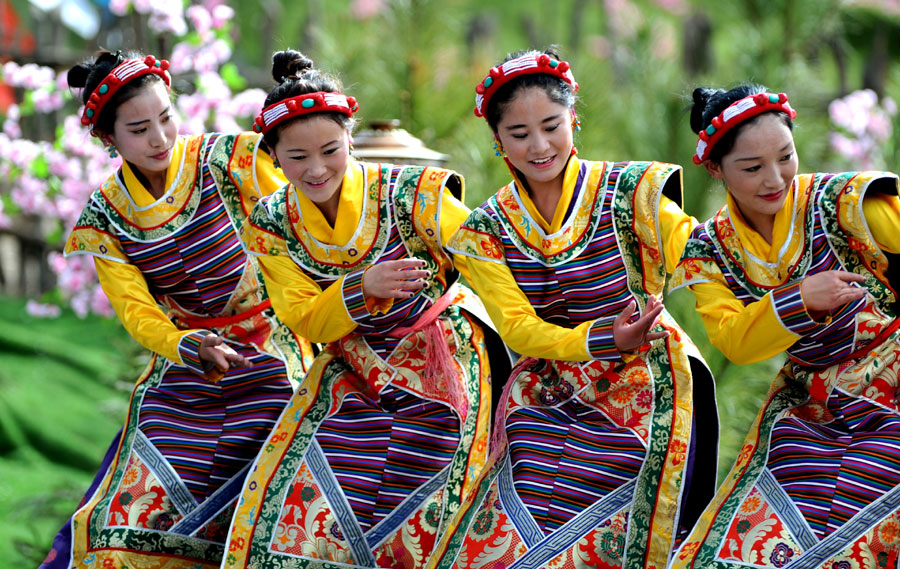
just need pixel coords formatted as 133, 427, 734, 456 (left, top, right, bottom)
0, 297, 142, 567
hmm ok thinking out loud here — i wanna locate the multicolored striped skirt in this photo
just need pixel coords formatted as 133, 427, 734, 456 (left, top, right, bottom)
63, 307, 311, 569
222, 300, 495, 569
427, 314, 718, 569
673, 324, 900, 569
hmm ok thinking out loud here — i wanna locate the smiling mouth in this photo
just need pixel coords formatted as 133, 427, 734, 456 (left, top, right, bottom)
306, 178, 330, 188
530, 156, 555, 166
759, 190, 784, 201
151, 149, 170, 160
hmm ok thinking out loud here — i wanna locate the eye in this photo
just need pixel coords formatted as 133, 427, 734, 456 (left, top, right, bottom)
511, 133, 527, 140
131, 128, 147, 134
289, 155, 307, 161
323, 147, 338, 155
545, 123, 560, 132
742, 165, 761, 173
780, 152, 793, 162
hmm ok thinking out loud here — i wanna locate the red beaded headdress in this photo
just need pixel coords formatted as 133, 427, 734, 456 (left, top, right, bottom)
474, 53, 578, 119
693, 92, 797, 165
80, 55, 171, 134
253, 92, 359, 136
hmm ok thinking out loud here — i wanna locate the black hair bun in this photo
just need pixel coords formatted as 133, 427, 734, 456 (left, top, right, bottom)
272, 49, 315, 84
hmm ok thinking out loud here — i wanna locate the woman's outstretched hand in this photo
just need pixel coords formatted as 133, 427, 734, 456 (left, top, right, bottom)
362, 258, 430, 300
799, 270, 867, 320
198, 333, 251, 382
613, 295, 669, 354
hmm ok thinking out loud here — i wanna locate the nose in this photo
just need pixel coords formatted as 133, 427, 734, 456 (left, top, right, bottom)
763, 163, 783, 189
529, 132, 550, 154
307, 157, 327, 178
148, 122, 166, 148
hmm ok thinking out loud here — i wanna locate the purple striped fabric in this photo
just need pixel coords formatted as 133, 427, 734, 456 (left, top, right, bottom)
178, 330, 208, 375
688, 185, 868, 367
315, 385, 460, 531
483, 163, 634, 331
506, 400, 646, 533
769, 390, 900, 538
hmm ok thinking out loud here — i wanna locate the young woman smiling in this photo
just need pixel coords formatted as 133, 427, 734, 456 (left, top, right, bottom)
671, 84, 900, 569
223, 49, 503, 569
427, 48, 718, 569
46, 50, 314, 569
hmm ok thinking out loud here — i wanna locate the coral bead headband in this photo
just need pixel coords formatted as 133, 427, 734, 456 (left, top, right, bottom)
253, 92, 359, 136
474, 53, 578, 119
693, 92, 797, 165
81, 55, 171, 135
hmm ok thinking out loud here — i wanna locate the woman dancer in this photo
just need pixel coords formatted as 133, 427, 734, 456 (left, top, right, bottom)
671, 85, 900, 568
222, 50, 502, 569
52, 50, 314, 569
428, 48, 718, 569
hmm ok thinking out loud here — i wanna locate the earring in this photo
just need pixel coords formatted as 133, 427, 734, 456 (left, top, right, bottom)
106, 144, 119, 159
272, 156, 281, 169
572, 115, 582, 132
349, 140, 355, 153
493, 139, 504, 157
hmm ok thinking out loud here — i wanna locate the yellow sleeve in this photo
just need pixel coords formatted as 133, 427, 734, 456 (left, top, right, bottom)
658, 194, 697, 275
439, 186, 473, 283
863, 192, 900, 254
690, 279, 803, 365
94, 257, 201, 364
466, 256, 607, 361
257, 255, 359, 343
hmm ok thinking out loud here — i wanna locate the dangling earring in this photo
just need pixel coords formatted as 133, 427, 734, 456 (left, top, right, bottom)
106, 144, 119, 159
272, 155, 281, 169
572, 115, 582, 132
493, 138, 504, 157
348, 136, 355, 154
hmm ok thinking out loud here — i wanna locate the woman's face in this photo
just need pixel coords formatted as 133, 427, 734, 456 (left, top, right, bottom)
107, 80, 179, 180
495, 86, 574, 193
272, 116, 350, 211
705, 113, 798, 233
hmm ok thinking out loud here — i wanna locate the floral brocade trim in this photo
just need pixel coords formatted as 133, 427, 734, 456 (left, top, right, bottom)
445, 209, 506, 264
241, 190, 290, 257
488, 160, 607, 266
64, 223, 129, 262
96, 135, 210, 242
586, 316, 620, 360
771, 281, 820, 336
178, 330, 211, 376
340, 268, 370, 322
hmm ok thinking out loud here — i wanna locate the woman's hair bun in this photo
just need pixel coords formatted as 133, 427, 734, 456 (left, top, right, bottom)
272, 49, 315, 84
690, 87, 721, 134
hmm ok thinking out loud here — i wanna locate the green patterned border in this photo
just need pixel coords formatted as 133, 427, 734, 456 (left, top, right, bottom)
706, 176, 818, 300
276, 164, 392, 277
95, 135, 210, 243
81, 356, 225, 564
691, 377, 808, 567
489, 162, 606, 266
818, 171, 896, 310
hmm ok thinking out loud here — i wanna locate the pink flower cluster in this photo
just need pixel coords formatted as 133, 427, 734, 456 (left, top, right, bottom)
1, 0, 261, 317
828, 89, 897, 169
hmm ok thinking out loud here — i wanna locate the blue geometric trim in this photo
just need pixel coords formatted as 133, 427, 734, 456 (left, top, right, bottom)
498, 454, 544, 547
510, 478, 637, 569
306, 439, 377, 566
365, 465, 450, 549
132, 429, 198, 516
782, 480, 900, 569
756, 468, 819, 551
170, 462, 250, 536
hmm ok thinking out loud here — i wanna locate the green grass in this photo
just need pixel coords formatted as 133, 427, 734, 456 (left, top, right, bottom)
0, 296, 141, 568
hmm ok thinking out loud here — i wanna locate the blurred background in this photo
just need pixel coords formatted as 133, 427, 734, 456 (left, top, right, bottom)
2, 0, 899, 565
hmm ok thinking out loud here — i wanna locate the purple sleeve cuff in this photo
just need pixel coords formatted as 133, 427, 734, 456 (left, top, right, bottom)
771, 281, 820, 335
587, 316, 621, 361
341, 268, 371, 323
177, 330, 213, 376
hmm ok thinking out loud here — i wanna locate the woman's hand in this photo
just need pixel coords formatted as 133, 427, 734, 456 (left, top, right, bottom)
799, 270, 867, 320
198, 333, 251, 382
362, 258, 430, 300
613, 296, 669, 354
